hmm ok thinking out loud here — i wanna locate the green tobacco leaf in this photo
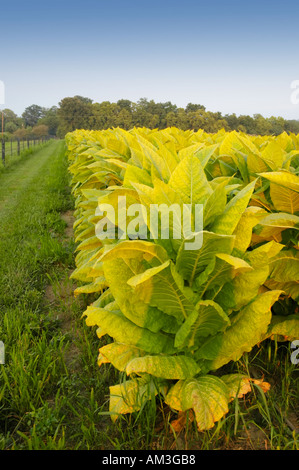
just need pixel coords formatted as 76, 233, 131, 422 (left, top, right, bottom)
269, 183, 299, 214
175, 300, 230, 349
176, 231, 235, 286
127, 260, 170, 287
165, 376, 230, 431
263, 315, 299, 342
253, 213, 299, 241
268, 250, 299, 283
195, 144, 219, 168
84, 306, 175, 354
264, 279, 299, 302
203, 180, 228, 228
260, 142, 285, 170
211, 180, 256, 235
216, 242, 284, 311
148, 264, 196, 322
123, 164, 152, 189
126, 355, 200, 380
109, 376, 166, 421
168, 154, 212, 205
232, 206, 267, 255
101, 240, 183, 332
98, 343, 145, 371
221, 374, 252, 400
196, 290, 282, 371
195, 253, 253, 298
259, 171, 299, 192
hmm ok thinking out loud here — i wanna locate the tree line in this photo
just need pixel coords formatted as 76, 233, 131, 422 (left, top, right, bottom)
1, 96, 299, 140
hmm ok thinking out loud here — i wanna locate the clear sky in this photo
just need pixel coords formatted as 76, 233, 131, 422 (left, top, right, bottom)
1, 0, 299, 119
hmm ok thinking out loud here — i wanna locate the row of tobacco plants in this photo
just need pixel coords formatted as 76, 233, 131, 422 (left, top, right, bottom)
66, 126, 299, 433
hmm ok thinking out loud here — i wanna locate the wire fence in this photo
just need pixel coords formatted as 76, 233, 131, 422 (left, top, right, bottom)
1, 136, 53, 166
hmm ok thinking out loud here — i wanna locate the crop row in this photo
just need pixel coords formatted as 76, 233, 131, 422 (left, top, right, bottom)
66, 126, 299, 431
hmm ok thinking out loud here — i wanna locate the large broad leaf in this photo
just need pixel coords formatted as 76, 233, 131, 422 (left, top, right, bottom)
168, 154, 212, 205
84, 306, 175, 354
123, 164, 153, 189
109, 375, 167, 421
195, 253, 253, 298
202, 180, 228, 227
269, 183, 299, 214
194, 144, 219, 168
260, 142, 286, 170
176, 231, 235, 286
211, 180, 256, 235
98, 343, 145, 371
253, 213, 299, 242
126, 355, 200, 380
196, 290, 282, 371
265, 279, 299, 302
102, 255, 179, 332
100, 240, 183, 331
216, 242, 284, 311
174, 300, 230, 349
263, 315, 299, 342
232, 206, 267, 255
147, 263, 196, 322
268, 250, 299, 283
165, 376, 230, 431
259, 171, 299, 193
221, 374, 252, 400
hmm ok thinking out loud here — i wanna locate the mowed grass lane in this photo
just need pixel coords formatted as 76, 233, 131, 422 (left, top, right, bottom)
0, 141, 118, 450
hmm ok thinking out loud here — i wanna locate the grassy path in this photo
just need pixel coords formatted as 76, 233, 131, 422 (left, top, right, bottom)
0, 141, 59, 214
0, 141, 107, 449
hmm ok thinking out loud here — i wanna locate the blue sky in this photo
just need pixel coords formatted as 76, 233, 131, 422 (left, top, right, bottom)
1, 0, 299, 119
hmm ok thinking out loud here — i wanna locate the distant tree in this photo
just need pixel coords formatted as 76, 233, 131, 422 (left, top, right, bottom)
74, 95, 93, 104
92, 101, 120, 129
166, 111, 178, 127
117, 99, 132, 112
185, 103, 206, 113
2, 108, 18, 123
267, 116, 285, 135
32, 124, 49, 138
254, 114, 272, 136
13, 128, 27, 139
114, 108, 133, 130
22, 105, 46, 127
57, 97, 94, 136
285, 119, 299, 134
38, 106, 59, 135
5, 121, 18, 134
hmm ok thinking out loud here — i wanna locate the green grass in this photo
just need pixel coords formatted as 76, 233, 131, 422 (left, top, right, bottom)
0, 139, 53, 176
0, 140, 297, 450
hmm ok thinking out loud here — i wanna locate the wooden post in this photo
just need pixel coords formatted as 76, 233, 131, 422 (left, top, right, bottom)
1, 139, 5, 166
11, 138, 12, 156
17, 139, 20, 155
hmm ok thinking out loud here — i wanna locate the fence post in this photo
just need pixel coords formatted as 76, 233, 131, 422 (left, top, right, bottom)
11, 138, 12, 157
17, 139, 20, 155
2, 139, 5, 166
